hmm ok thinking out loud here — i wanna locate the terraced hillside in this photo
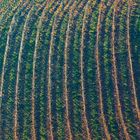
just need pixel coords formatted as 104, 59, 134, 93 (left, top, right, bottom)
0, 0, 140, 140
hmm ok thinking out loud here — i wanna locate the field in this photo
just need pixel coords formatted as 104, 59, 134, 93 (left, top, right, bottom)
0, 0, 140, 140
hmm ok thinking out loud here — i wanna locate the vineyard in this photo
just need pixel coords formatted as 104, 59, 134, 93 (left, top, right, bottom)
0, 0, 140, 140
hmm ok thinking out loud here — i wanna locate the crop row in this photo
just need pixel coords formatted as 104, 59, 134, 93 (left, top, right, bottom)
0, 0, 139, 140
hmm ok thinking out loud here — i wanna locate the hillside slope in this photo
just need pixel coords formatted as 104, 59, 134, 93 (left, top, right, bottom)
0, 0, 140, 139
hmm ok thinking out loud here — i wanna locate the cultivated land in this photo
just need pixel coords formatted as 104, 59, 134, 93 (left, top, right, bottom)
0, 0, 140, 139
